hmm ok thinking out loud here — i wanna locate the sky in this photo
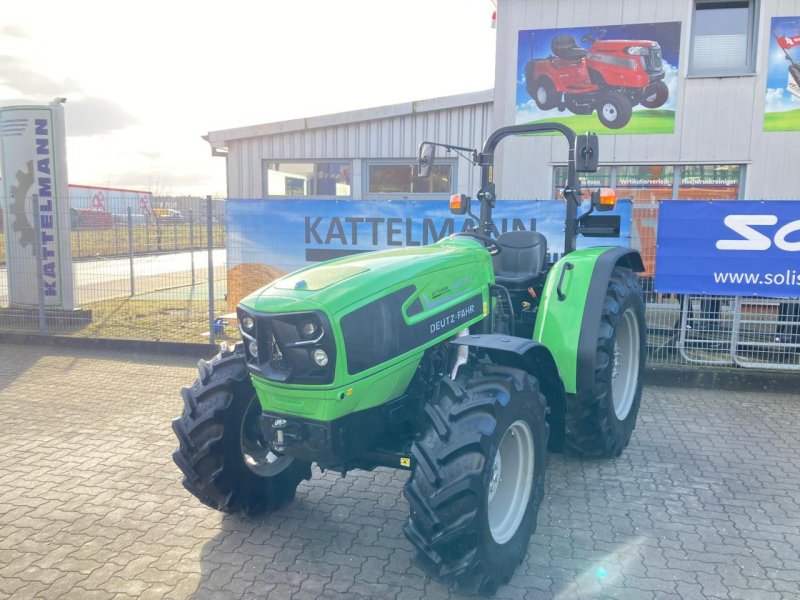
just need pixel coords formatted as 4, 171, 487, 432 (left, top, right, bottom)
0, 0, 497, 197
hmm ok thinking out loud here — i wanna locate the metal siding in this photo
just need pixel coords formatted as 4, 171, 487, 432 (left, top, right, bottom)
223, 98, 492, 199
493, 0, 800, 200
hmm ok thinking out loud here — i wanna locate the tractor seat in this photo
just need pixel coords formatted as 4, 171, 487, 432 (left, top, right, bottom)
551, 35, 587, 61
493, 231, 548, 291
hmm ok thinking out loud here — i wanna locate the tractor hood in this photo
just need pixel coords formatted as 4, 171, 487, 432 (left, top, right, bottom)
240, 236, 494, 317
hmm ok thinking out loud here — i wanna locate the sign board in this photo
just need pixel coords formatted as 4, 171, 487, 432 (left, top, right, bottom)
764, 16, 800, 131
69, 185, 152, 217
655, 200, 800, 298
516, 21, 681, 134
0, 104, 74, 308
226, 198, 631, 309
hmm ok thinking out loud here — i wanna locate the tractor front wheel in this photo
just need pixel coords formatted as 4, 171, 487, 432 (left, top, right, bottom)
641, 81, 669, 109
532, 77, 559, 111
596, 90, 633, 129
566, 267, 646, 458
404, 364, 548, 596
172, 343, 312, 515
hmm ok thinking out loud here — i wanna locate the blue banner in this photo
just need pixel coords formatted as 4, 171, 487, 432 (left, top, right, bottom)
655, 200, 800, 298
226, 198, 631, 308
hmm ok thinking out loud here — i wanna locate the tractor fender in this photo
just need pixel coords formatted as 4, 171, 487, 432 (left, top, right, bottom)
576, 248, 643, 394
533, 247, 644, 396
450, 333, 566, 451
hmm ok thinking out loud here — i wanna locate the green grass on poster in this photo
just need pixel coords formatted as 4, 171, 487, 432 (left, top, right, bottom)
764, 109, 800, 132
521, 109, 675, 135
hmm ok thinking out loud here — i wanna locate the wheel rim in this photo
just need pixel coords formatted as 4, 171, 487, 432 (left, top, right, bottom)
487, 420, 535, 545
240, 396, 293, 476
536, 86, 548, 105
611, 307, 640, 420
645, 92, 657, 102
602, 102, 618, 121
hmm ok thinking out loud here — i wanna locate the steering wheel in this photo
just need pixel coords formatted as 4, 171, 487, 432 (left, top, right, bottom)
453, 232, 502, 256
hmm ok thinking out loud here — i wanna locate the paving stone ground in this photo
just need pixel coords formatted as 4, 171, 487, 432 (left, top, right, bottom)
0, 342, 799, 600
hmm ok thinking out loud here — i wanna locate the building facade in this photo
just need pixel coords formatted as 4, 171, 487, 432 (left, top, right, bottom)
493, 0, 800, 202
206, 90, 493, 202
207, 0, 800, 205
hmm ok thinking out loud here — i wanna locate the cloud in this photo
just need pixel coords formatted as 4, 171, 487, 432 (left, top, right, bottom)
764, 87, 798, 112
65, 96, 137, 136
0, 55, 80, 96
1, 25, 27, 38
632, 59, 678, 112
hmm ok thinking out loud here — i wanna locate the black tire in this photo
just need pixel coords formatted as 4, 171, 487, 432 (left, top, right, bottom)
172, 343, 312, 515
640, 80, 669, 109
596, 90, 633, 129
403, 364, 548, 596
566, 267, 646, 458
531, 77, 559, 111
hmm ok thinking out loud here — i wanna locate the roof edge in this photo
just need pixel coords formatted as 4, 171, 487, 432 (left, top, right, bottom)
206, 88, 494, 147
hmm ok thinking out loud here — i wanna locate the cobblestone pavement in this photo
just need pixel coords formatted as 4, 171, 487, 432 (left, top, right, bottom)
1, 343, 799, 600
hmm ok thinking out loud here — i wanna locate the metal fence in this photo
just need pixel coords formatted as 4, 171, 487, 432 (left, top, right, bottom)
0, 196, 227, 343
0, 196, 797, 370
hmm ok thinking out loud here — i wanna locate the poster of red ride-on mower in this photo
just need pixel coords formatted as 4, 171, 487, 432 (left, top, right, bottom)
765, 16, 800, 132
516, 22, 681, 134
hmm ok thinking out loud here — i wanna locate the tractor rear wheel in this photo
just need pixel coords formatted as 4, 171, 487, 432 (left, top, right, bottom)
596, 90, 633, 129
172, 343, 311, 515
641, 80, 669, 109
404, 364, 548, 596
566, 267, 646, 458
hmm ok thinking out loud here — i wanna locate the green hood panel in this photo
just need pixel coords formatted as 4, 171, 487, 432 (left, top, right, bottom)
241, 237, 491, 316
274, 264, 369, 292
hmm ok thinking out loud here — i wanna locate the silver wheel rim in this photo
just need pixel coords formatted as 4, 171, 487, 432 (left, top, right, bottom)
488, 420, 535, 545
240, 396, 292, 476
602, 103, 618, 121
536, 86, 548, 105
645, 92, 657, 102
611, 307, 640, 420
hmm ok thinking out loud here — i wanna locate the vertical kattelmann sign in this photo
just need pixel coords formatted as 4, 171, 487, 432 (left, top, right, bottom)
0, 103, 75, 309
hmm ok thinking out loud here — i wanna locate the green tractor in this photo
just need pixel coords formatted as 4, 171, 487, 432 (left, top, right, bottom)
172, 122, 646, 596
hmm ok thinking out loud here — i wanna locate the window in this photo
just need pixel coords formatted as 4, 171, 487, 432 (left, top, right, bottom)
689, 0, 758, 76
366, 161, 454, 196
551, 164, 742, 201
552, 166, 612, 201
552, 164, 743, 278
264, 162, 351, 197
678, 164, 741, 199
616, 165, 675, 205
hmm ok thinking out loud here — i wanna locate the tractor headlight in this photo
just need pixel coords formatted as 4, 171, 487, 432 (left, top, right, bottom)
248, 340, 259, 358
312, 349, 329, 367
300, 320, 318, 338
625, 46, 649, 55
241, 316, 255, 332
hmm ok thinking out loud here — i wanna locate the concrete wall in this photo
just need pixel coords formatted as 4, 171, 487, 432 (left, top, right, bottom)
492, 0, 800, 199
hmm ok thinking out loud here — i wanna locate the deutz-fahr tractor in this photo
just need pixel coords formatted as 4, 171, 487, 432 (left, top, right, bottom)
172, 122, 646, 596
525, 29, 669, 129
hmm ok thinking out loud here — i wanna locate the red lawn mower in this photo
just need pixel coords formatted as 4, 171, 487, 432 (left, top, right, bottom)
525, 30, 669, 129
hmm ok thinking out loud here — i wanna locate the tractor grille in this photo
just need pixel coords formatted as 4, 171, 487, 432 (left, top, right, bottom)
263, 325, 291, 380
643, 46, 663, 74
237, 307, 336, 385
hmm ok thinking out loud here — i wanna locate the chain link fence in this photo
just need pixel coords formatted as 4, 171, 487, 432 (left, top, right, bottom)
0, 196, 797, 370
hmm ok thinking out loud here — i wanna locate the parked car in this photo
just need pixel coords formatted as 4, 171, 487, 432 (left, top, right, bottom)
152, 208, 184, 220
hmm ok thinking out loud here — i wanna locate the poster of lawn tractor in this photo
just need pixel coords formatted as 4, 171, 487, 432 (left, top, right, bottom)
764, 16, 800, 132
516, 22, 681, 134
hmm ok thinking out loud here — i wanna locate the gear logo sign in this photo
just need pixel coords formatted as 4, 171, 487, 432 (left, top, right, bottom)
9, 160, 36, 252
